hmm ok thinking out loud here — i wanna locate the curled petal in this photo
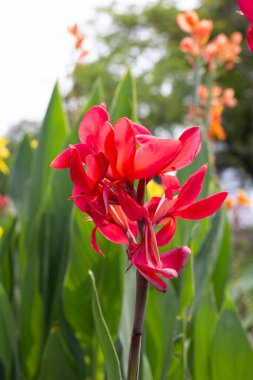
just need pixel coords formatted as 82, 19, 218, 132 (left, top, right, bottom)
160, 246, 191, 273
238, 0, 253, 23
91, 227, 105, 256
161, 126, 201, 173
78, 105, 109, 145
156, 218, 176, 247
172, 164, 208, 211
247, 24, 253, 53
133, 139, 181, 178
175, 192, 228, 220
50, 144, 90, 168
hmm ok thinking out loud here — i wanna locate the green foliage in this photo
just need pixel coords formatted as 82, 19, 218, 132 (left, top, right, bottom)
0, 68, 252, 380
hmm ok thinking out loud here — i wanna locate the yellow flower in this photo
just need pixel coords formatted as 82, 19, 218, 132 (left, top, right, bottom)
0, 226, 3, 239
0, 138, 10, 175
31, 139, 39, 149
147, 180, 164, 198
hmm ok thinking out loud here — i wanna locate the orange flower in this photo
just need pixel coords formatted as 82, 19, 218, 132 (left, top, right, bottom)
237, 189, 251, 206
177, 11, 199, 33
68, 23, 88, 60
179, 37, 200, 56
208, 105, 227, 141
225, 196, 235, 210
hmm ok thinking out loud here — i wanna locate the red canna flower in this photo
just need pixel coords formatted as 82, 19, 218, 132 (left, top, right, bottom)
51, 105, 227, 292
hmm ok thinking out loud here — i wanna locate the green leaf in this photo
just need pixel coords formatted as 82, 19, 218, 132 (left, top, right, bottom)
209, 297, 253, 380
64, 208, 124, 347
39, 326, 84, 380
193, 288, 217, 380
145, 281, 178, 380
89, 270, 122, 380
26, 82, 69, 222
8, 134, 33, 213
110, 68, 137, 122
193, 209, 225, 310
0, 284, 16, 379
211, 217, 232, 308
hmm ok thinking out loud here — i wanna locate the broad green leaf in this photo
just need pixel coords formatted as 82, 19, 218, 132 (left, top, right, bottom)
64, 208, 124, 347
26, 83, 69, 222
145, 281, 178, 380
89, 270, 122, 380
211, 217, 232, 308
110, 68, 137, 122
0, 284, 16, 379
8, 134, 33, 213
19, 254, 43, 379
193, 209, 225, 310
118, 265, 136, 378
39, 327, 84, 380
209, 297, 253, 380
193, 288, 217, 380
0, 216, 16, 297
179, 252, 195, 316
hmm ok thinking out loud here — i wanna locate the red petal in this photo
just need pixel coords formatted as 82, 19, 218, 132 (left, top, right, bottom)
133, 122, 152, 136
117, 186, 148, 221
247, 24, 253, 53
136, 268, 167, 292
146, 197, 161, 221
161, 174, 181, 200
91, 227, 105, 256
95, 220, 129, 245
78, 105, 109, 145
69, 148, 94, 190
175, 192, 228, 220
113, 118, 136, 177
160, 246, 191, 273
238, 0, 253, 23
133, 139, 181, 179
161, 126, 201, 172
173, 164, 208, 211
136, 134, 156, 145
156, 218, 176, 247
50, 144, 90, 168
86, 153, 109, 183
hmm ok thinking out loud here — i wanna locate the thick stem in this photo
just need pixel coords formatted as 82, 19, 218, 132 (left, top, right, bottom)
127, 271, 149, 380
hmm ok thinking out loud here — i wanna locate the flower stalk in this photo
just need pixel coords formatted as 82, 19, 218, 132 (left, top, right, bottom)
127, 271, 149, 380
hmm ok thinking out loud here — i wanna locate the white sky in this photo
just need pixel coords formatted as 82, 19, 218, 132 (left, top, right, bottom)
0, 0, 198, 137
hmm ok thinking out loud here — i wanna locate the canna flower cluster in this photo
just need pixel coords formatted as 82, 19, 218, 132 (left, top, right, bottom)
198, 85, 238, 141
68, 24, 89, 60
51, 106, 227, 291
177, 11, 242, 70
238, 0, 253, 53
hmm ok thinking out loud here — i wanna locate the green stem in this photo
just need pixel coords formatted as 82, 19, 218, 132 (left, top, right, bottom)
193, 57, 202, 108
127, 271, 149, 380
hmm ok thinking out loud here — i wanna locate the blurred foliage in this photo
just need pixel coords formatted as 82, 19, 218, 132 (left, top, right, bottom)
0, 69, 252, 379
66, 0, 253, 178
